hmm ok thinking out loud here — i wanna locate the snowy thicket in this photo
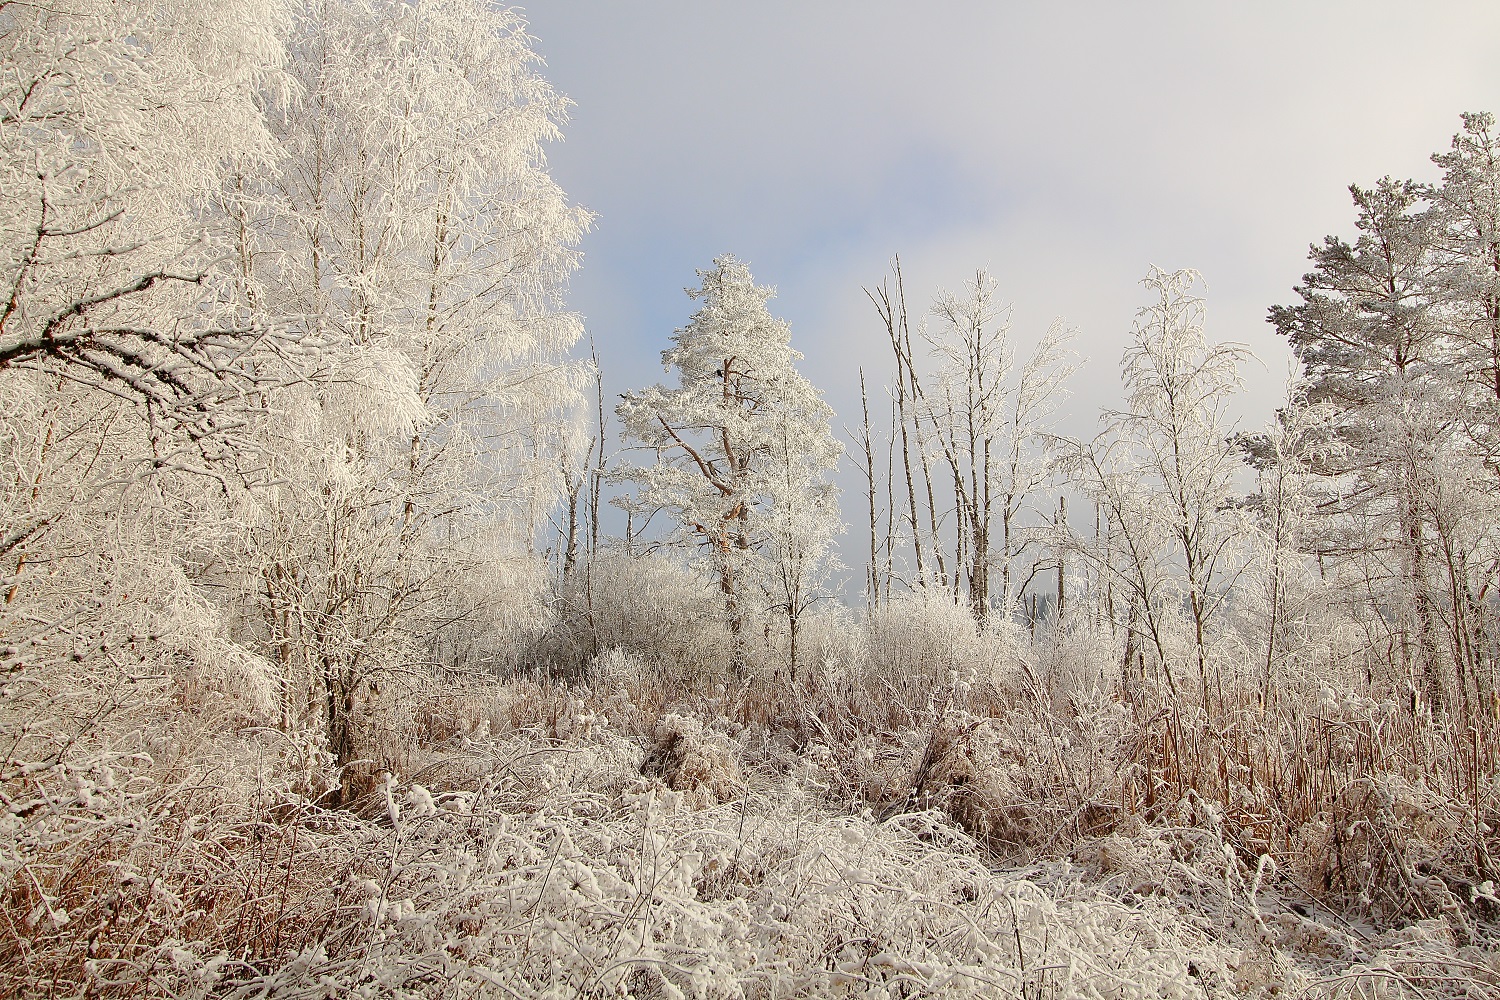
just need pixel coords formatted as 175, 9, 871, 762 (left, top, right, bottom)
8, 657, 1496, 997
4, 2, 1500, 996
1, 0, 588, 798
0, 712, 1223, 998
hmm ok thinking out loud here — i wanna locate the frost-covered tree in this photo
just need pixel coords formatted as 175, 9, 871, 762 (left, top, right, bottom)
1070, 268, 1251, 710
1, 0, 294, 738
922, 273, 1077, 618
616, 256, 841, 673
866, 263, 1076, 618
0, 0, 589, 802
1, 0, 291, 458
761, 416, 843, 679
1431, 112, 1500, 460
1233, 393, 1347, 709
222, 0, 591, 779
0, 5, 303, 943
1269, 179, 1462, 708
1269, 149, 1500, 714
1426, 114, 1500, 708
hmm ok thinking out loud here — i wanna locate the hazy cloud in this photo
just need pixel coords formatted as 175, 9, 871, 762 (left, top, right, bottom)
520, 0, 1500, 532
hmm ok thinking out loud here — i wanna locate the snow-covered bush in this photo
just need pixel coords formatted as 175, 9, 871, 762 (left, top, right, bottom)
543, 553, 738, 681
5, 719, 1248, 999
862, 587, 1024, 695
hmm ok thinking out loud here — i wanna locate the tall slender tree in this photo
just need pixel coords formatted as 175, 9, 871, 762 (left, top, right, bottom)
222, 0, 591, 779
1071, 268, 1251, 711
616, 256, 841, 674
1270, 179, 1457, 708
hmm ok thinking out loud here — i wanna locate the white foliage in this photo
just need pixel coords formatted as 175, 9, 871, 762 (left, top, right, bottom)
922, 272, 1079, 614
617, 256, 842, 664
8, 730, 1227, 999
1068, 267, 1254, 699
211, 0, 592, 760
0, 0, 291, 427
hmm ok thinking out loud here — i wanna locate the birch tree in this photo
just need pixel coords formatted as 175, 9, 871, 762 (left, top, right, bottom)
762, 416, 843, 679
222, 0, 591, 780
1, 0, 292, 462
1071, 268, 1251, 711
923, 273, 1078, 618
0, 0, 296, 834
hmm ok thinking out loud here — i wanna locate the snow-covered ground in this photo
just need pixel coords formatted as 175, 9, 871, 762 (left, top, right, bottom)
8, 660, 1497, 999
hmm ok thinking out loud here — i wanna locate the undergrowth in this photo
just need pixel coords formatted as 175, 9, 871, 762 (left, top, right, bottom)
5, 603, 1500, 998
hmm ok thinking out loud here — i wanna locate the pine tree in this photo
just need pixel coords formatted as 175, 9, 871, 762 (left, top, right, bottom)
616, 256, 841, 674
1269, 178, 1457, 708
1430, 113, 1500, 472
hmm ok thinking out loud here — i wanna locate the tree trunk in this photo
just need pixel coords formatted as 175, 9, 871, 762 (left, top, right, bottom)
1122, 598, 1144, 710
324, 657, 360, 805
562, 471, 582, 582
860, 370, 880, 608
1055, 496, 1067, 624
718, 532, 745, 675
1405, 484, 1445, 712
789, 611, 801, 683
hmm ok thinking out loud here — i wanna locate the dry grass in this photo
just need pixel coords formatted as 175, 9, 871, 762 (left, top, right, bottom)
6, 598, 1500, 997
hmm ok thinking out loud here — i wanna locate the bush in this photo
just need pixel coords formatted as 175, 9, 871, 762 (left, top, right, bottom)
533, 552, 737, 682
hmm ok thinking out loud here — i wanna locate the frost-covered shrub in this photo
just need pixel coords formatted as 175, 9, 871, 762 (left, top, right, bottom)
641, 713, 744, 807
9, 655, 1499, 999
6, 724, 1240, 1000
0, 722, 344, 998
540, 552, 738, 681
862, 587, 1023, 693
1032, 618, 1126, 708
785, 603, 862, 676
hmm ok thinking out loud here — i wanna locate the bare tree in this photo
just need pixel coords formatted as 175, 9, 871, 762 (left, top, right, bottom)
1069, 268, 1252, 712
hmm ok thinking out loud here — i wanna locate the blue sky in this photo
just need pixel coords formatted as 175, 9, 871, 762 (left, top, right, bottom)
519, 0, 1500, 563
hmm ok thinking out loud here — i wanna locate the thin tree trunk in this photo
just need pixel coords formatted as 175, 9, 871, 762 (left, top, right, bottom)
789, 612, 800, 684
870, 264, 925, 583
885, 398, 898, 601
590, 337, 605, 552
1055, 496, 1066, 624
562, 472, 582, 581
1406, 475, 1444, 711
1263, 465, 1284, 713
860, 369, 880, 608
1122, 597, 1144, 710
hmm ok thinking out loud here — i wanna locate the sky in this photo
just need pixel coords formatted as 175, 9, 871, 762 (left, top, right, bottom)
519, 0, 1500, 564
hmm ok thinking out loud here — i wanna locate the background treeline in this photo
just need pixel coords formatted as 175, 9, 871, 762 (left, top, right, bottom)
3, 1, 1498, 996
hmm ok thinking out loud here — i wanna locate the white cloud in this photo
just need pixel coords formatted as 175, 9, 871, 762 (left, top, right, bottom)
523, 0, 1500, 569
